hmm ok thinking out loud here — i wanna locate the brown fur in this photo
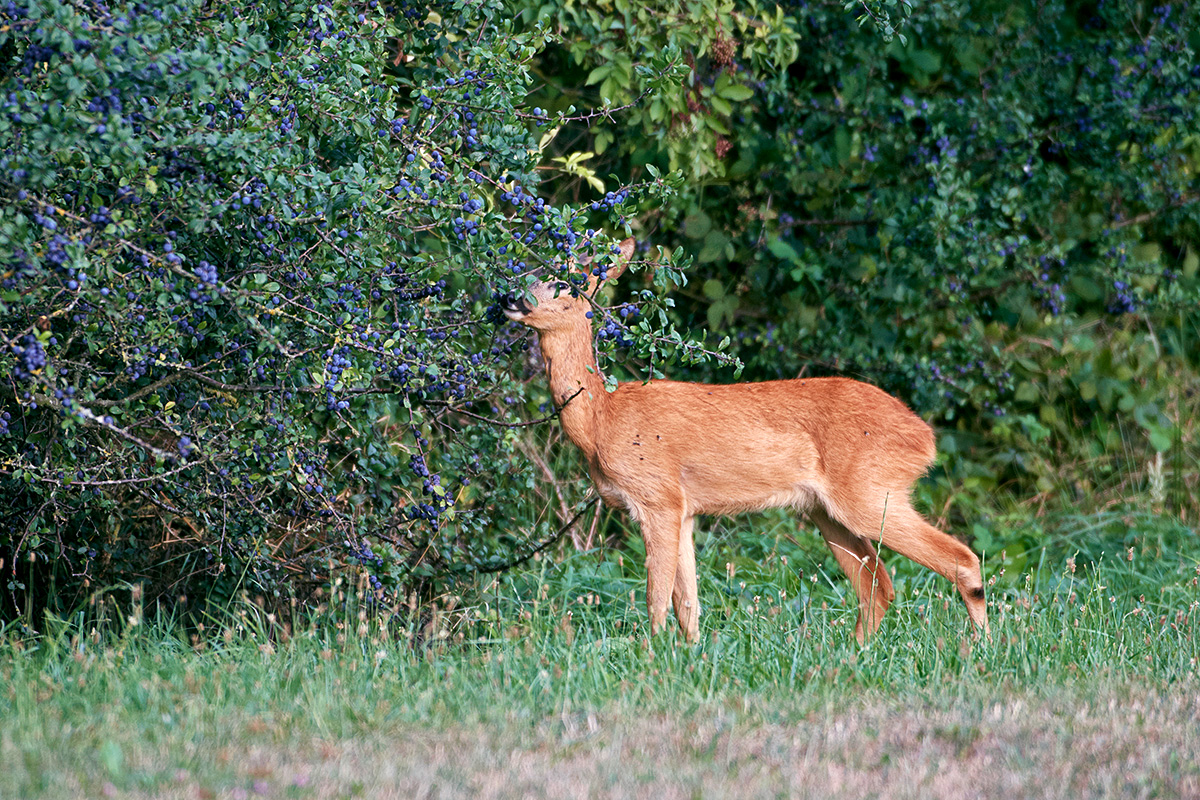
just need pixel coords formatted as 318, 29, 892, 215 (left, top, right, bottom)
502, 240, 989, 644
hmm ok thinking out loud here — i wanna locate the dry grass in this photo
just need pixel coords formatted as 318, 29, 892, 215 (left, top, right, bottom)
43, 682, 1197, 800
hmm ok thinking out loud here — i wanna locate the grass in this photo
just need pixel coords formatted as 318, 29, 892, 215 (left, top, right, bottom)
3, 511, 1198, 799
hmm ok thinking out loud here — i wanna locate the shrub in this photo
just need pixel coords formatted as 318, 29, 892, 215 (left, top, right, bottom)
0, 0, 707, 619
519, 0, 1200, 511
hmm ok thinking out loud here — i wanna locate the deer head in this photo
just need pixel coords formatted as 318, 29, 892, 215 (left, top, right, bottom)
500, 238, 635, 332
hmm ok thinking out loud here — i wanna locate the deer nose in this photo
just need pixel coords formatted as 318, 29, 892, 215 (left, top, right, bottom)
501, 292, 529, 313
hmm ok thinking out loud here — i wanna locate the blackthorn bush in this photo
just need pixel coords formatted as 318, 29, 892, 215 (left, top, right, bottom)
0, 0, 695, 620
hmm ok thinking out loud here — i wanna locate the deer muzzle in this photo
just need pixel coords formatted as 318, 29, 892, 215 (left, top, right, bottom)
501, 292, 531, 319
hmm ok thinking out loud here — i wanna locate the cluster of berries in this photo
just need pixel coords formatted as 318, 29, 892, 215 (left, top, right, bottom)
10, 334, 48, 382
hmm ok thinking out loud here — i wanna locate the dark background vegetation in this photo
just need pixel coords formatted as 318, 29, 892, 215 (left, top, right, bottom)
2, 0, 1197, 627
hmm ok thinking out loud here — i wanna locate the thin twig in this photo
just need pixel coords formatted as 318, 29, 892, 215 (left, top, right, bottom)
475, 496, 601, 575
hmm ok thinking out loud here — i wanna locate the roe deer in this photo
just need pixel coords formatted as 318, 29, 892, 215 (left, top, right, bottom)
501, 239, 989, 644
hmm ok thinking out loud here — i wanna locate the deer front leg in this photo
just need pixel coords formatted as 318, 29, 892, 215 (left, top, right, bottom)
671, 515, 700, 643
639, 507, 683, 637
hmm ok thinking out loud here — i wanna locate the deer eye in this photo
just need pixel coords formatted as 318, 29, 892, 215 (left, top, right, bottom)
554, 281, 570, 292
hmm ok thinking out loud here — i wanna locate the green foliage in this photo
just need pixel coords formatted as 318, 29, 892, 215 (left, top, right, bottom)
522, 0, 1200, 510
0, 0, 711, 618
3, 0, 1197, 623
520, 0, 802, 179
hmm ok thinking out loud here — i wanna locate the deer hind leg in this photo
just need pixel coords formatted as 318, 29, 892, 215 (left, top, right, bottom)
671, 515, 700, 643
832, 493, 989, 635
809, 507, 895, 644
637, 505, 683, 637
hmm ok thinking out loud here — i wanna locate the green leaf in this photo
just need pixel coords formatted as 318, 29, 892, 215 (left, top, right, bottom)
1069, 276, 1103, 302
1014, 382, 1039, 403
1133, 242, 1161, 263
1183, 247, 1198, 277
717, 84, 755, 102
908, 49, 942, 73
704, 115, 731, 135
683, 212, 712, 239
698, 232, 730, 263
767, 236, 800, 263
1148, 427, 1173, 453
835, 127, 851, 163
584, 64, 611, 85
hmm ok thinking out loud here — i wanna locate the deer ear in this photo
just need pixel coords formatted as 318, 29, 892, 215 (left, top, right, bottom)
605, 237, 636, 282
585, 237, 637, 295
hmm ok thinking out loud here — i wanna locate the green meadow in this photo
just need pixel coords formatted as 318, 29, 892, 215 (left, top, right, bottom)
5, 511, 1197, 799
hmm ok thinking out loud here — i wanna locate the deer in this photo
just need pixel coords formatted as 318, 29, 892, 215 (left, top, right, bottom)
500, 238, 990, 644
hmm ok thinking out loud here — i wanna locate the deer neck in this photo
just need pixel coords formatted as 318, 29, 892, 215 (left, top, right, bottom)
538, 322, 608, 456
